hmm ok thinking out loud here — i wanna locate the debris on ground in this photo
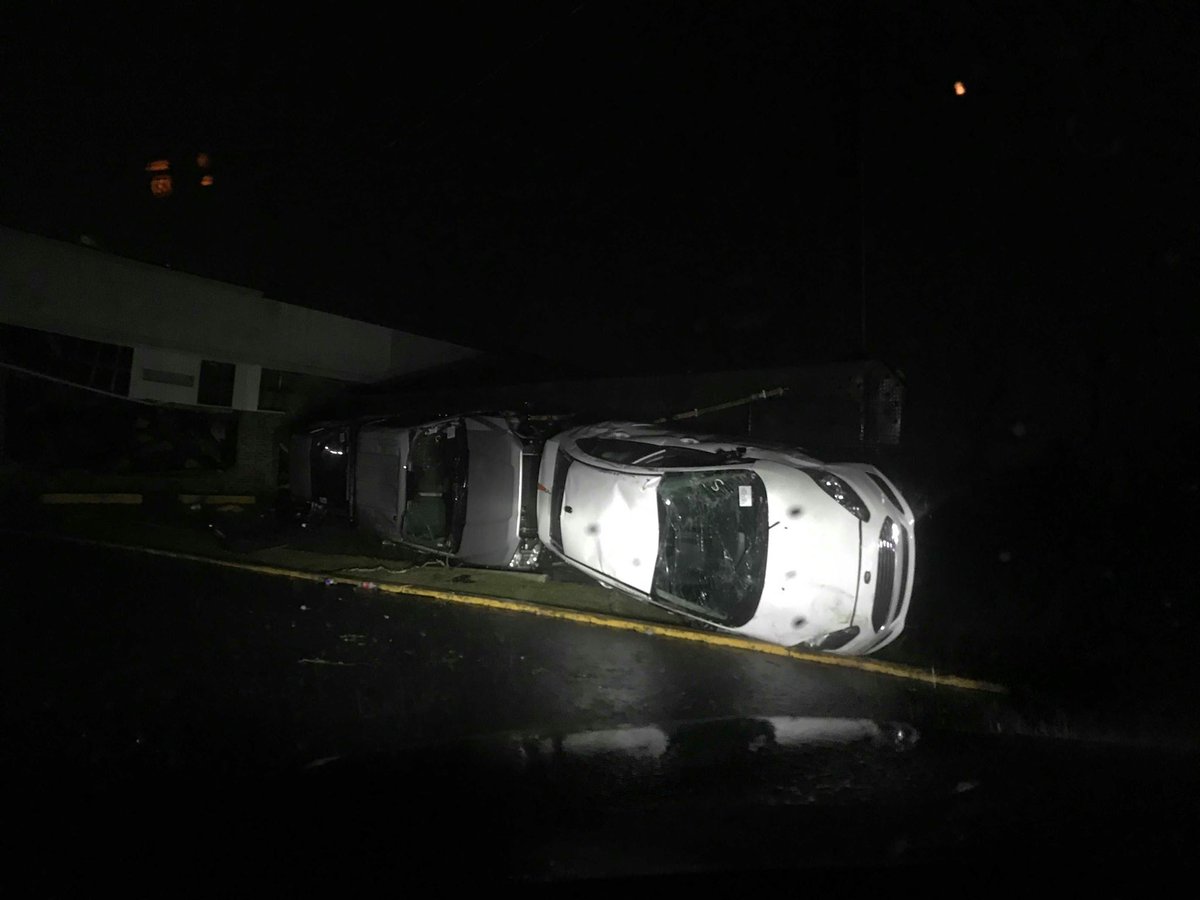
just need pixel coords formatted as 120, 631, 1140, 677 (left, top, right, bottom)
297, 658, 357, 666
336, 564, 414, 577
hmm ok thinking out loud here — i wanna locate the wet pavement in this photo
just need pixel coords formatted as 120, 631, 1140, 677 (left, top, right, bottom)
1, 532, 1008, 782
2, 530, 1197, 885
8, 467, 1197, 751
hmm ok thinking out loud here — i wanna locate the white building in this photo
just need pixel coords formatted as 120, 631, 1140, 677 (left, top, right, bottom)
0, 225, 480, 496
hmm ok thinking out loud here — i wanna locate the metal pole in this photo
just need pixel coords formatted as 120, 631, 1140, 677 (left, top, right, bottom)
653, 388, 788, 424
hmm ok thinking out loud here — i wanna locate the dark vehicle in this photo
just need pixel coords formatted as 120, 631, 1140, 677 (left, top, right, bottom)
289, 413, 563, 568
289, 420, 355, 517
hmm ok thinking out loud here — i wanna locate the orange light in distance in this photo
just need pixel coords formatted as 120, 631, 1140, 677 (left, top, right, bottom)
150, 174, 173, 198
145, 159, 170, 172
200, 174, 214, 187
953, 81, 966, 96
196, 152, 210, 169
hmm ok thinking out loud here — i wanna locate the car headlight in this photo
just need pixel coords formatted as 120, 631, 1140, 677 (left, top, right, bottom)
805, 470, 871, 521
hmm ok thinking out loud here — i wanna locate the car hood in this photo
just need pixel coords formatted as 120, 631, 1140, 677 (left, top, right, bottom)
560, 462, 661, 593
743, 462, 863, 645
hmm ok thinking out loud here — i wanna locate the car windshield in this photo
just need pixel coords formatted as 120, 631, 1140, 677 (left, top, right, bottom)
651, 469, 769, 626
403, 422, 468, 550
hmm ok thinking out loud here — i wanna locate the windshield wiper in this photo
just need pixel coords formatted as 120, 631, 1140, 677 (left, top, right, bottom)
632, 449, 667, 466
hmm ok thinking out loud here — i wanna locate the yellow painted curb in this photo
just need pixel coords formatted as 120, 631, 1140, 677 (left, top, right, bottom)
10, 530, 1007, 694
178, 495, 257, 505
40, 493, 143, 505
368, 581, 1006, 692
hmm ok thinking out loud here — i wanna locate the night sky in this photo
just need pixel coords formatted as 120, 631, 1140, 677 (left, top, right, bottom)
2, 1, 1195, 392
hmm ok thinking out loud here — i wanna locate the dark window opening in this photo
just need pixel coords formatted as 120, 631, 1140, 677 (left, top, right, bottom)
0, 322, 132, 396
198, 359, 235, 407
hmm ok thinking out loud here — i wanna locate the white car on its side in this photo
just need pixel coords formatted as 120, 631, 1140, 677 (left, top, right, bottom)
536, 422, 915, 655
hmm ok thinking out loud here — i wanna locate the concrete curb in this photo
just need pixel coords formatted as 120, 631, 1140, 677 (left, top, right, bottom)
39, 493, 143, 505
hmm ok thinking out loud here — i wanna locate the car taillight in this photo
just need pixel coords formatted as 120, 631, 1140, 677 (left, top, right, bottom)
509, 537, 542, 570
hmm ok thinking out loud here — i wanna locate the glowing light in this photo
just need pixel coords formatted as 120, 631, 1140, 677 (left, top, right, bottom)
150, 174, 173, 198
196, 152, 210, 169
145, 159, 170, 172
200, 174, 214, 187
953, 81, 966, 96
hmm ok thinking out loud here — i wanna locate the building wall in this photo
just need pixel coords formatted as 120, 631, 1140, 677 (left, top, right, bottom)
130, 346, 201, 405
128, 346, 263, 411
0, 225, 484, 498
0, 225, 479, 384
232, 364, 262, 412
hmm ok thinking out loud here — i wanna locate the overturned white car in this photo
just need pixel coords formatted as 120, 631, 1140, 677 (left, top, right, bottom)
536, 422, 915, 655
